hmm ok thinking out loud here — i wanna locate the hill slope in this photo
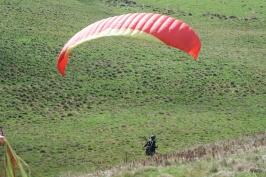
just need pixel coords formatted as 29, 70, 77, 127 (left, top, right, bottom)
68, 132, 266, 177
0, 0, 266, 176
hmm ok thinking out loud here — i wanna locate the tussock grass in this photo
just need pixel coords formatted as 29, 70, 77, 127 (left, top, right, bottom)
75, 132, 266, 177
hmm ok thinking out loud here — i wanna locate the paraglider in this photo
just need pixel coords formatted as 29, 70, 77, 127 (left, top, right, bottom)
144, 135, 158, 156
57, 13, 201, 76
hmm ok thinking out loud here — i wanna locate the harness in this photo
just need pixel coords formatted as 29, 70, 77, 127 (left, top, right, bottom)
145, 140, 155, 156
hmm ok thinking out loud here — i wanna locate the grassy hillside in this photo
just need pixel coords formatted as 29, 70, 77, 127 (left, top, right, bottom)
71, 132, 266, 177
0, 0, 266, 176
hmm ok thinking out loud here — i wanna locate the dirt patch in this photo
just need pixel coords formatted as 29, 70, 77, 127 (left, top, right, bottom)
202, 12, 259, 21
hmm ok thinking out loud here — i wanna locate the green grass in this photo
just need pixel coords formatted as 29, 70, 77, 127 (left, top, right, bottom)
0, 0, 266, 176
127, 0, 266, 19
115, 146, 266, 177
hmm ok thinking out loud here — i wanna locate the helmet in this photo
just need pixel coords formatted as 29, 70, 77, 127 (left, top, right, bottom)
151, 135, 156, 140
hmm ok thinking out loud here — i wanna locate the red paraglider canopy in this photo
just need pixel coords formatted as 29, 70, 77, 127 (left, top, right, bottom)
58, 13, 201, 76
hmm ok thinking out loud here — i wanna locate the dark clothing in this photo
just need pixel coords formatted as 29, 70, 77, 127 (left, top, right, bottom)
144, 140, 157, 153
